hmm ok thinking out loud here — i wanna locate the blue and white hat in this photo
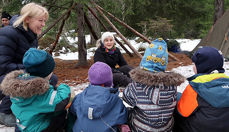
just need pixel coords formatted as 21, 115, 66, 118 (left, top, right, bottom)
140, 38, 168, 72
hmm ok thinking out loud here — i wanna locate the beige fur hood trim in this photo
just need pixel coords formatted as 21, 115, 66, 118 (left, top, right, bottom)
130, 67, 186, 86
0, 70, 50, 98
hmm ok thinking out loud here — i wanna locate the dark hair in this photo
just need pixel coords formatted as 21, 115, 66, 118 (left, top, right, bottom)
1, 11, 12, 20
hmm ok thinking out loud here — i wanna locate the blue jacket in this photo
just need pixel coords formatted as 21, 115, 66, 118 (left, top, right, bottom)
0, 25, 38, 114
0, 70, 70, 132
70, 84, 127, 132
176, 73, 229, 132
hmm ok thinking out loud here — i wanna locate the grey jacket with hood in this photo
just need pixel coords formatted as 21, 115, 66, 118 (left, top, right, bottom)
123, 67, 185, 132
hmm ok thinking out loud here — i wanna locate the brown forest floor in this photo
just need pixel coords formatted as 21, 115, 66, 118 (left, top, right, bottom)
54, 52, 192, 86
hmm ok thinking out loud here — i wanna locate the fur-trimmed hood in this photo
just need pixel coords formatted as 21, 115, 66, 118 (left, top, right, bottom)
0, 70, 50, 98
130, 67, 185, 86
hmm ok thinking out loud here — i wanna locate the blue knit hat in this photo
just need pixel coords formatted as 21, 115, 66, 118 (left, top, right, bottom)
140, 38, 168, 72
23, 48, 55, 77
192, 46, 224, 74
88, 62, 113, 87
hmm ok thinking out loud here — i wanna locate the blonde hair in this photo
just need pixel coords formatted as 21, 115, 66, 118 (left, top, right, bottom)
13, 2, 48, 31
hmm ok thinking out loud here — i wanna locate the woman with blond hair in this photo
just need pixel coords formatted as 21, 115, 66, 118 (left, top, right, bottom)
0, 3, 55, 127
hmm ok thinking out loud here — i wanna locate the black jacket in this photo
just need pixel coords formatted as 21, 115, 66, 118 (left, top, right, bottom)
0, 25, 38, 82
94, 46, 127, 71
174, 96, 229, 132
174, 74, 229, 132
0, 25, 38, 114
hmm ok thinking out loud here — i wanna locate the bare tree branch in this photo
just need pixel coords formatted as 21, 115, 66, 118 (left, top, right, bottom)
49, 2, 73, 54
38, 3, 77, 40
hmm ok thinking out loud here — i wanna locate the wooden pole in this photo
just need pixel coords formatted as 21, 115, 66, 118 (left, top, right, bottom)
95, 3, 151, 44
49, 4, 73, 54
38, 3, 77, 40
114, 38, 133, 57
87, 5, 133, 57
93, 2, 142, 58
76, 3, 88, 66
84, 12, 99, 40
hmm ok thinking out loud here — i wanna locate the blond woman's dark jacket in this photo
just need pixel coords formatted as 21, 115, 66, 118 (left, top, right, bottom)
94, 45, 127, 70
0, 25, 38, 114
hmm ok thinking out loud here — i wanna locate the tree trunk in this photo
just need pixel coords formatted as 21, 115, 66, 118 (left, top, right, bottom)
88, 3, 101, 45
214, 0, 224, 24
76, 3, 88, 67
84, 12, 99, 40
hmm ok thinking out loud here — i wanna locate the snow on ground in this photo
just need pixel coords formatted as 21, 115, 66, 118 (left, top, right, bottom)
0, 125, 14, 131
172, 65, 195, 93
177, 39, 201, 51
54, 36, 200, 60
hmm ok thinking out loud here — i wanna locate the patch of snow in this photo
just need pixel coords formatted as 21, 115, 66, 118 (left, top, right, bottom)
176, 39, 201, 51
171, 65, 195, 93
71, 83, 89, 95
54, 52, 78, 60
0, 125, 14, 132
